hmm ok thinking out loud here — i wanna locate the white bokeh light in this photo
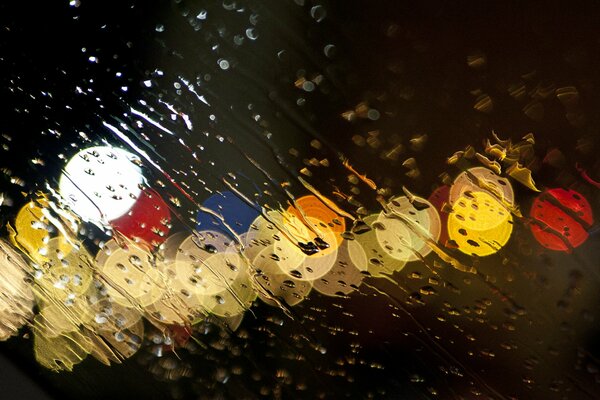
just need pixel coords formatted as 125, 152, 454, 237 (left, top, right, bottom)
58, 145, 144, 224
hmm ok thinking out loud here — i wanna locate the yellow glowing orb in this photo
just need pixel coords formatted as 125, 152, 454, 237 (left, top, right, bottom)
33, 238, 93, 303
147, 259, 205, 325
33, 328, 91, 372
287, 194, 346, 247
198, 256, 256, 317
13, 201, 73, 263
162, 231, 242, 297
0, 240, 35, 341
312, 239, 367, 297
278, 214, 338, 281
449, 166, 515, 207
377, 195, 441, 262
262, 211, 309, 273
253, 247, 313, 307
447, 191, 513, 256
356, 214, 407, 277
34, 298, 93, 338
86, 296, 142, 334
247, 211, 338, 281
95, 239, 163, 307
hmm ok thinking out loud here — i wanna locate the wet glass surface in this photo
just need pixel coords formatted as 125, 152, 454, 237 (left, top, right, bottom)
2, 1, 600, 399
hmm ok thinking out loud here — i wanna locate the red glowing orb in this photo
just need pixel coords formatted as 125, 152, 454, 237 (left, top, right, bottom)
529, 188, 593, 252
428, 185, 450, 247
111, 188, 171, 248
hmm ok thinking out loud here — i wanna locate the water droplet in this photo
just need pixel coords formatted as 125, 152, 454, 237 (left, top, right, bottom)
310, 5, 326, 22
289, 270, 303, 279
341, 231, 355, 240
204, 244, 218, 254
367, 109, 380, 120
282, 280, 295, 289
128, 255, 142, 267
324, 44, 336, 58
298, 241, 319, 255
352, 220, 371, 234
222, 0, 236, 11
218, 59, 230, 70
314, 237, 329, 250
302, 81, 315, 92
246, 28, 258, 40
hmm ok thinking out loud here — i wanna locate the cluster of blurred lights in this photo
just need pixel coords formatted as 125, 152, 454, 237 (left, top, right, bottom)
0, 143, 594, 371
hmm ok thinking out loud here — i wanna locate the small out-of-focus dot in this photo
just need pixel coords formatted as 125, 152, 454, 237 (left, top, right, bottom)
155, 24, 165, 33
467, 52, 487, 69
311, 5, 326, 22
233, 35, 244, 45
222, 0, 236, 11
385, 23, 400, 38
367, 109, 380, 120
324, 44, 336, 58
246, 28, 258, 40
218, 59, 230, 70
302, 81, 315, 92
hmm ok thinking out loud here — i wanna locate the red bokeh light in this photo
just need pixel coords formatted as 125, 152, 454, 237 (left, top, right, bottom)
111, 188, 171, 248
428, 185, 450, 247
529, 188, 593, 252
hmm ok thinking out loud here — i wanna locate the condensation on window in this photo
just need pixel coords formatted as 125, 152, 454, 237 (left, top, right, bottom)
1, 1, 600, 399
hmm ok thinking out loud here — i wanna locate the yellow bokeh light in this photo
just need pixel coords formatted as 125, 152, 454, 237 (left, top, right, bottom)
313, 239, 367, 297
449, 166, 515, 207
287, 194, 346, 248
247, 211, 338, 281
253, 247, 313, 307
162, 231, 242, 297
95, 239, 163, 307
13, 201, 73, 263
0, 240, 35, 341
447, 191, 513, 256
357, 214, 407, 277
33, 237, 93, 304
377, 195, 441, 262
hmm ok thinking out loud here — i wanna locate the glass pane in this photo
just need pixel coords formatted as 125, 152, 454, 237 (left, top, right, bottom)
2, 1, 600, 399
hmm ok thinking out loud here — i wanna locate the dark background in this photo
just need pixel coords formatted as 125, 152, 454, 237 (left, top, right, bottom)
2, 0, 600, 399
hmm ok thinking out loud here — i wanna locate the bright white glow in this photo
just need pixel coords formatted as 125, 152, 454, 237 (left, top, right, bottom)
58, 145, 144, 224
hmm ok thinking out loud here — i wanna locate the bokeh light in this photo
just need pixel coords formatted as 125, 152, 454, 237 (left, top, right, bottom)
529, 188, 593, 252
447, 191, 514, 256
111, 188, 171, 248
58, 146, 144, 224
